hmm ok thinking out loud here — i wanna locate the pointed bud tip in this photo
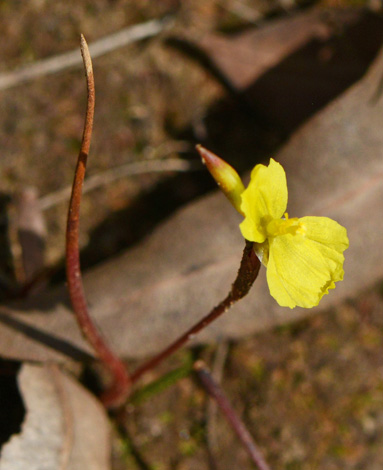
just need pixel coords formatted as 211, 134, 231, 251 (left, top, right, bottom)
195, 145, 245, 215
195, 145, 227, 173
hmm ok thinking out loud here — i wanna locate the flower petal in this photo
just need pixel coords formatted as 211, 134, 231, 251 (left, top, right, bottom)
266, 219, 347, 308
299, 216, 349, 253
240, 159, 287, 243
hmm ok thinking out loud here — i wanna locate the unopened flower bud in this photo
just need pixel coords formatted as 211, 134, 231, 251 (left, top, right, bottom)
196, 145, 245, 215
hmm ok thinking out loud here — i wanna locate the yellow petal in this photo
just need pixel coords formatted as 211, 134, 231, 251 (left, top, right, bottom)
266, 217, 348, 308
240, 159, 287, 243
299, 216, 349, 253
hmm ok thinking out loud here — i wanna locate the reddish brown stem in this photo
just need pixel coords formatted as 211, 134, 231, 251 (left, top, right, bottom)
65, 35, 130, 408
194, 361, 271, 470
131, 240, 260, 383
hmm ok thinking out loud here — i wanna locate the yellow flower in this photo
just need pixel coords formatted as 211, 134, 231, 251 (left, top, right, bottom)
240, 159, 349, 309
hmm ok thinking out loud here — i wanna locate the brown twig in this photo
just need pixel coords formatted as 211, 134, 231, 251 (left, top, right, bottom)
206, 340, 229, 470
0, 17, 172, 91
39, 150, 197, 211
194, 361, 271, 470
131, 240, 260, 383
65, 35, 130, 408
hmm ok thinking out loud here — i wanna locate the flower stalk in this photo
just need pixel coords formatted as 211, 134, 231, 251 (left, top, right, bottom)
131, 240, 260, 383
65, 35, 130, 408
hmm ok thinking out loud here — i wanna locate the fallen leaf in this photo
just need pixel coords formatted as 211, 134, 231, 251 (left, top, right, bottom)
0, 19, 383, 366
197, 8, 355, 89
0, 363, 110, 470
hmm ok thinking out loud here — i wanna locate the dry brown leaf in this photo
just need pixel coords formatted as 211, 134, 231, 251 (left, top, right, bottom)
204, 9, 383, 134
197, 8, 355, 89
0, 20, 383, 366
0, 363, 110, 470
